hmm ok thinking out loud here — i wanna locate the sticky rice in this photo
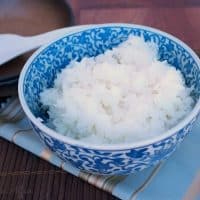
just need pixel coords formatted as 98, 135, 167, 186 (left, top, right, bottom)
40, 36, 193, 144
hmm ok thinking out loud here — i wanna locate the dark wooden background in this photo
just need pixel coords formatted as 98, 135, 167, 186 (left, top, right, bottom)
0, 0, 200, 199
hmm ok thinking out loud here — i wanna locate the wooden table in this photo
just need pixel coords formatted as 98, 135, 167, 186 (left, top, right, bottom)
0, 0, 200, 199
67, 0, 200, 52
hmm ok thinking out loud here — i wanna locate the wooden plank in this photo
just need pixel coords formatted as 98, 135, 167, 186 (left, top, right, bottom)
0, 139, 118, 199
68, 0, 200, 10
80, 7, 200, 52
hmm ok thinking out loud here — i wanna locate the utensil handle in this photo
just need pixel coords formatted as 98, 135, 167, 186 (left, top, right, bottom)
25, 25, 89, 47
0, 25, 92, 66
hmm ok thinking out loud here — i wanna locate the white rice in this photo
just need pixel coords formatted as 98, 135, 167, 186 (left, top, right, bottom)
40, 36, 194, 144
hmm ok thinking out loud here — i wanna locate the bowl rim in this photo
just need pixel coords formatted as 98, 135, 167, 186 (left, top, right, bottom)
18, 23, 200, 150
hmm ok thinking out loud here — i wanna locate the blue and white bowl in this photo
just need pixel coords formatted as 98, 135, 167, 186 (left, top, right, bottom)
18, 24, 200, 175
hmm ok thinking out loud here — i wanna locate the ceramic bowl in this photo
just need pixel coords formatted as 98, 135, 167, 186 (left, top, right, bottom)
18, 24, 200, 175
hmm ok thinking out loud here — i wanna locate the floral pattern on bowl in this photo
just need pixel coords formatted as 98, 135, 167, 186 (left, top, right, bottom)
19, 24, 200, 175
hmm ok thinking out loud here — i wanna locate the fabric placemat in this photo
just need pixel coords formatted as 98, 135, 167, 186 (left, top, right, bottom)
0, 97, 200, 200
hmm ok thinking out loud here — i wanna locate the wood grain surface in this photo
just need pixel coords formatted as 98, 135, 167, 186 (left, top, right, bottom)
0, 138, 117, 200
66, 0, 200, 52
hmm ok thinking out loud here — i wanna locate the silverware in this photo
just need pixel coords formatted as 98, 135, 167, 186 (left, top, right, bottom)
0, 25, 92, 66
